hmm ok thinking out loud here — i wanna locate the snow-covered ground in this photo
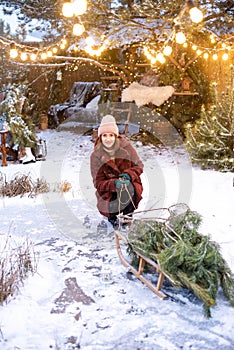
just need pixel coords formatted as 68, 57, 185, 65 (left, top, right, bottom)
0, 128, 233, 350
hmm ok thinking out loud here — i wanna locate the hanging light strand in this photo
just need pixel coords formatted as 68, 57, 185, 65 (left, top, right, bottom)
1, 1, 233, 64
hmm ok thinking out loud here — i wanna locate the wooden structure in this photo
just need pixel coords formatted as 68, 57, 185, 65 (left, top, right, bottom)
115, 230, 167, 299
0, 131, 18, 166
0, 131, 8, 166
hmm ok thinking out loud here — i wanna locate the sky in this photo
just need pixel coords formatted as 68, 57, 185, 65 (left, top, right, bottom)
0, 124, 233, 350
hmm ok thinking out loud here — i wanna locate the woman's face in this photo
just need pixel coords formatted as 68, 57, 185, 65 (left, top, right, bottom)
101, 133, 116, 148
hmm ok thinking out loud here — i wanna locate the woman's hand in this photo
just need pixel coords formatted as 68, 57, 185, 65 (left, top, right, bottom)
114, 178, 130, 190
119, 173, 131, 181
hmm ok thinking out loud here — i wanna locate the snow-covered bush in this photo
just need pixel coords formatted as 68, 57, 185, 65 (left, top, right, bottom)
0, 83, 36, 148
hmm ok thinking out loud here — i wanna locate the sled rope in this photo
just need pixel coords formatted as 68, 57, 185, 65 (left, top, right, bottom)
117, 184, 137, 215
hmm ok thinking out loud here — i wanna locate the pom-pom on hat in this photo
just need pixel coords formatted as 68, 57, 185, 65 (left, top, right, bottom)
98, 115, 119, 137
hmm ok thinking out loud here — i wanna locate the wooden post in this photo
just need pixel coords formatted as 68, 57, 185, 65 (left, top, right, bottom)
0, 131, 8, 166
40, 113, 48, 130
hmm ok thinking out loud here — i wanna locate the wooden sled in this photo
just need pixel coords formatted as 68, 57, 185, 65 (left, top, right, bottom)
115, 230, 167, 300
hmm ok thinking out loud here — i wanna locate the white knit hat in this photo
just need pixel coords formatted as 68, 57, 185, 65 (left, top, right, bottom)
98, 115, 119, 137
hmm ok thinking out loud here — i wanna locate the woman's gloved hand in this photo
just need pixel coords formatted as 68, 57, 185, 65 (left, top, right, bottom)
114, 178, 130, 190
119, 173, 131, 181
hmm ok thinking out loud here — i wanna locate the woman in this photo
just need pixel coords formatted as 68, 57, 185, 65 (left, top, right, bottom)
90, 115, 144, 228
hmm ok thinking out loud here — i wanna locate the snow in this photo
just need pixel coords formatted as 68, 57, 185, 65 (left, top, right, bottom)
0, 128, 234, 350
0, 6, 45, 42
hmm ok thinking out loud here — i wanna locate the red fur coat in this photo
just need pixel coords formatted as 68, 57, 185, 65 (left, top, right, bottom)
90, 135, 144, 217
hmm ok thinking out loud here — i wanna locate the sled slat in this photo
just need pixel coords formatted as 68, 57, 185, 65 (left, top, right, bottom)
115, 231, 167, 299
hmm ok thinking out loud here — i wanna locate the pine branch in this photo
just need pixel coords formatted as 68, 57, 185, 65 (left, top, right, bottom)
127, 206, 234, 317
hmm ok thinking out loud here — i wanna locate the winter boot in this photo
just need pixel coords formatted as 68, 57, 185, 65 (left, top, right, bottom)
108, 215, 119, 229
19, 147, 36, 164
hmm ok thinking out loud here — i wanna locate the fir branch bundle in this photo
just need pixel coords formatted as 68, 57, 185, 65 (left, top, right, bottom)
127, 205, 234, 317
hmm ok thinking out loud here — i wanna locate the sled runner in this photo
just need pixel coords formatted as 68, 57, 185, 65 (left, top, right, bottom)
115, 230, 167, 299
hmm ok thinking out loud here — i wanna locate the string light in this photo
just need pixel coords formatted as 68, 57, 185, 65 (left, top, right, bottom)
2, 0, 233, 65
30, 52, 37, 61
60, 42, 66, 50
175, 31, 186, 45
62, 2, 74, 17
9, 43, 18, 58
163, 45, 173, 56
62, 0, 87, 17
62, 0, 87, 18
61, 38, 67, 46
73, 0, 87, 16
73, 23, 85, 36
84, 38, 108, 57
85, 36, 95, 47
5, 32, 233, 65
62, 0, 88, 46
188, 7, 203, 23
20, 51, 27, 61
156, 52, 166, 64
174, 0, 203, 25
222, 52, 229, 61
41, 52, 47, 60
210, 34, 216, 44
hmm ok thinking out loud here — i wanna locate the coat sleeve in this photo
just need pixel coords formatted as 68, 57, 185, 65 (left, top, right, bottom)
123, 143, 144, 183
90, 152, 116, 193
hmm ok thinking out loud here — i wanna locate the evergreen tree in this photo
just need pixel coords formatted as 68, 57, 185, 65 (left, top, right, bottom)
185, 67, 234, 172
0, 84, 37, 147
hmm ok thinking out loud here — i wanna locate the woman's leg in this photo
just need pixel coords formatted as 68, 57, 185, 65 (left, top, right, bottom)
108, 193, 119, 227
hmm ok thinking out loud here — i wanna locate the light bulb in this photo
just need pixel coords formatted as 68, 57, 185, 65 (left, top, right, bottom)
156, 53, 166, 64
85, 36, 95, 46
189, 7, 203, 23
73, 23, 85, 36
212, 54, 218, 60
73, 0, 87, 16
175, 32, 186, 45
163, 45, 172, 56
222, 52, 228, 61
10, 48, 18, 58
95, 48, 102, 57
20, 52, 27, 61
62, 2, 74, 17
41, 52, 47, 60
30, 52, 37, 61
203, 52, 209, 59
